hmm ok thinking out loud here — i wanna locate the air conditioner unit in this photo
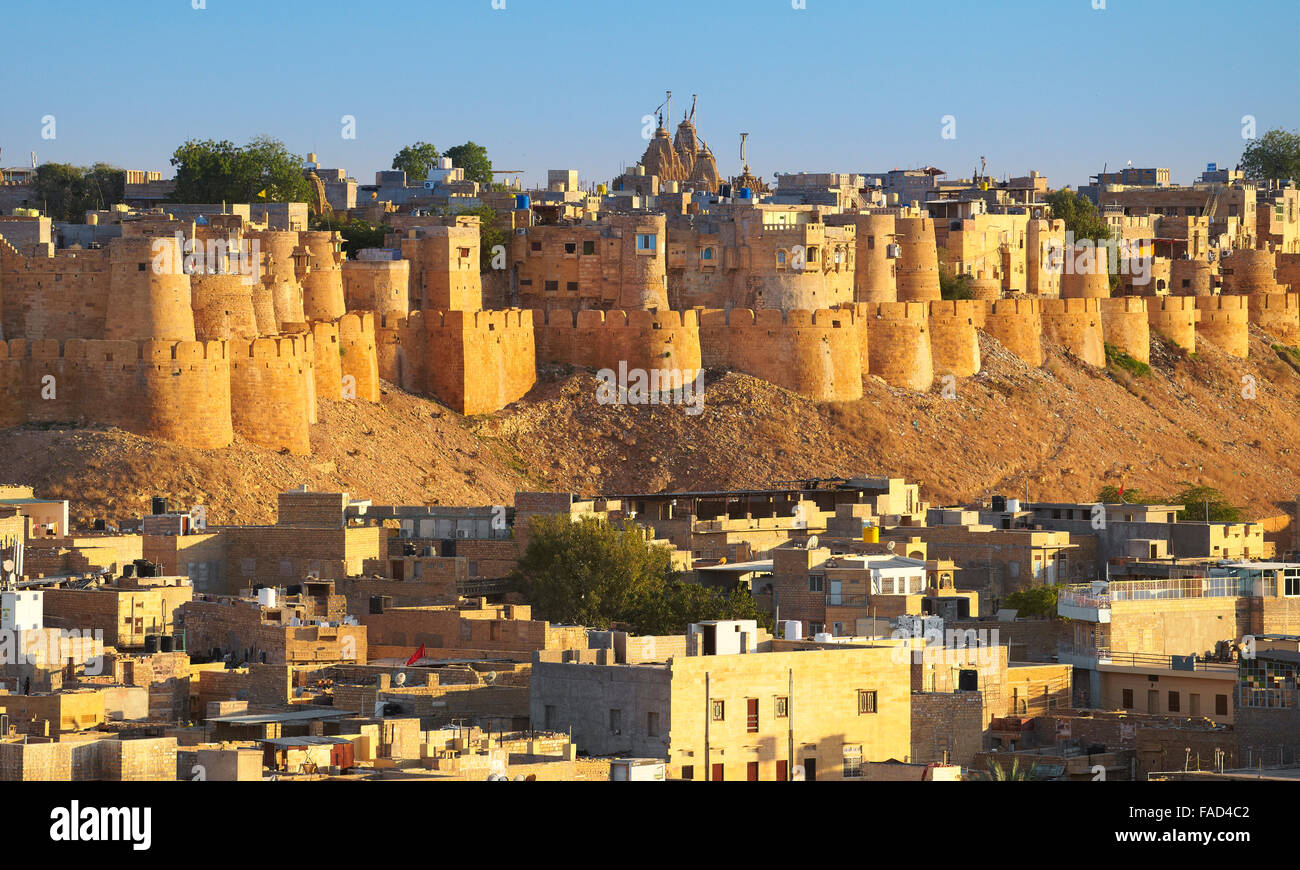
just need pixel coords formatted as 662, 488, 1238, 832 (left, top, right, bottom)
886, 244, 901, 259
456, 529, 471, 539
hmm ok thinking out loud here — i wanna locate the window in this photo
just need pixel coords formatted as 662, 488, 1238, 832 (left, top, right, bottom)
566, 281, 578, 292
1285, 568, 1300, 596
808, 622, 824, 635
774, 696, 788, 718
1167, 691, 1180, 713
647, 711, 659, 737
458, 247, 470, 258
711, 700, 725, 721
681, 765, 694, 780
582, 240, 595, 255
1215, 694, 1228, 716
564, 242, 576, 255
609, 708, 623, 733
636, 233, 657, 251
808, 574, 825, 593
530, 241, 541, 252
858, 690, 877, 714
137, 262, 147, 271
843, 745, 863, 778
776, 249, 787, 267
701, 247, 714, 260
544, 280, 558, 292
746, 698, 759, 733
867, 235, 875, 250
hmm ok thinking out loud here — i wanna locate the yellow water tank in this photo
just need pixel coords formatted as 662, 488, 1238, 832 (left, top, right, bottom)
863, 524, 880, 543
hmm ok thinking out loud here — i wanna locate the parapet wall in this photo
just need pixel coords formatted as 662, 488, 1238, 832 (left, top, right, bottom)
1193, 296, 1250, 358
1040, 298, 1105, 367
1099, 297, 1150, 365
384, 309, 536, 416
1147, 296, 1199, 352
342, 259, 410, 322
0, 338, 233, 448
228, 335, 313, 454
699, 308, 864, 400
982, 297, 1043, 366
927, 300, 982, 377
533, 308, 702, 375
1247, 292, 1300, 344
865, 302, 933, 391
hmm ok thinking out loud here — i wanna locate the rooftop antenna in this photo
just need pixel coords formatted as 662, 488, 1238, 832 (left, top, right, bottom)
740, 132, 749, 169
688, 93, 697, 122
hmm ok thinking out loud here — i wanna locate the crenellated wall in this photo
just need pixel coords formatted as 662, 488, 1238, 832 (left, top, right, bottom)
1041, 298, 1105, 367
382, 309, 536, 416
1247, 292, 1300, 344
0, 243, 109, 340
1147, 296, 1199, 352
927, 300, 983, 377
105, 237, 195, 343
1194, 295, 1250, 358
700, 308, 865, 400
866, 302, 933, 391
1059, 244, 1111, 300
533, 308, 701, 375
338, 312, 380, 403
983, 297, 1044, 366
228, 335, 313, 455
1099, 297, 1150, 364
342, 258, 410, 322
308, 320, 344, 401
827, 213, 896, 303
0, 338, 233, 448
297, 231, 346, 322
246, 229, 306, 328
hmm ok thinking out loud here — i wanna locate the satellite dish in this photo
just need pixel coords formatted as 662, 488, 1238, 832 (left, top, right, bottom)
806, 536, 819, 550
887, 540, 896, 553
1, 560, 12, 572
482, 671, 498, 685
394, 672, 406, 687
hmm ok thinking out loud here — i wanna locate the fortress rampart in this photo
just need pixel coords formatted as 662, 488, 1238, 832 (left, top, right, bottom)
1170, 258, 1213, 296
1247, 292, 1300, 344
298, 231, 346, 322
533, 308, 702, 376
1098, 297, 1150, 364
1040, 298, 1105, 367
1277, 252, 1300, 290
927, 300, 982, 377
895, 217, 940, 302
228, 335, 313, 455
1146, 296, 1199, 352
1194, 295, 1250, 358
1222, 249, 1278, 295
866, 302, 933, 391
983, 297, 1043, 366
247, 229, 307, 328
699, 308, 864, 401
190, 273, 260, 341
343, 258, 410, 323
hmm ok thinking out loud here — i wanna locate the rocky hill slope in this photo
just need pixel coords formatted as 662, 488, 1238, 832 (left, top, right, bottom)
4, 328, 1299, 532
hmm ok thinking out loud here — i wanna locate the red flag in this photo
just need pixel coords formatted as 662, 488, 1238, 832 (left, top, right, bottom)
1118, 483, 1125, 499
405, 644, 426, 667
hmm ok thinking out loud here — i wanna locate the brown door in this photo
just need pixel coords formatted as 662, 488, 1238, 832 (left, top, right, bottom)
711, 763, 724, 781
776, 760, 788, 781
746, 698, 759, 733
747, 761, 759, 781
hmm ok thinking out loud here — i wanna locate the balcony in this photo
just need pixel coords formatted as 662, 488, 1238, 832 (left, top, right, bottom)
1057, 586, 1110, 622
1057, 642, 1237, 673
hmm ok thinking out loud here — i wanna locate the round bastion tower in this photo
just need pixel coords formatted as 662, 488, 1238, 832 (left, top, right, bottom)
894, 216, 940, 302
298, 230, 347, 321
105, 236, 196, 342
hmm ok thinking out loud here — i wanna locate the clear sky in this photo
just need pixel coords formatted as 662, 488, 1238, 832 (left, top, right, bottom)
1, 0, 1296, 190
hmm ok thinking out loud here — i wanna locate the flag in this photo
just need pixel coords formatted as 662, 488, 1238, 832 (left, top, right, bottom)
1118, 483, 1126, 499
405, 644, 426, 667
256, 188, 267, 199
370, 191, 378, 199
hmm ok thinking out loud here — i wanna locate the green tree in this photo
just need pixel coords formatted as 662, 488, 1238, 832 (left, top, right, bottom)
1002, 585, 1061, 619
940, 270, 974, 300
170, 136, 312, 204
1239, 129, 1300, 183
310, 213, 391, 258
456, 204, 508, 272
1169, 486, 1242, 523
391, 141, 440, 182
510, 514, 770, 634
31, 162, 124, 222
975, 758, 1038, 781
1045, 188, 1111, 242
445, 141, 494, 186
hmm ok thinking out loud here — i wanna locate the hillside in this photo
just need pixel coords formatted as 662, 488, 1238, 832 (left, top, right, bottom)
4, 327, 1300, 531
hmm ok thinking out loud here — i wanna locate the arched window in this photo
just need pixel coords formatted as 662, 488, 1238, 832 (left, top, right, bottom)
701, 247, 714, 261
776, 249, 788, 268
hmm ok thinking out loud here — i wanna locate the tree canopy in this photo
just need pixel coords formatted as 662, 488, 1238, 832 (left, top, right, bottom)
1239, 128, 1300, 183
169, 136, 312, 204
444, 141, 493, 186
391, 141, 440, 182
1095, 485, 1242, 523
1045, 188, 1111, 242
30, 163, 124, 223
510, 514, 771, 635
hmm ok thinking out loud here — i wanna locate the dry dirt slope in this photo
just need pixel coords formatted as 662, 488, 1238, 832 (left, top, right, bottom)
4, 327, 1300, 528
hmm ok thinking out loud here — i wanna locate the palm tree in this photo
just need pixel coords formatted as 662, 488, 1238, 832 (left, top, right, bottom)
976, 757, 1038, 781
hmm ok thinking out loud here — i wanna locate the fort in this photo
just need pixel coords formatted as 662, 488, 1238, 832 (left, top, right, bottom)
3, 206, 1299, 456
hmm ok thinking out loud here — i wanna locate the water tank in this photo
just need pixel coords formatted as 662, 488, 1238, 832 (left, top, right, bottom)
151, 497, 168, 515
143, 635, 159, 654
738, 187, 752, 199
597, 183, 607, 195
782, 620, 803, 641
515, 194, 531, 210
257, 587, 277, 609
159, 635, 175, 653
991, 495, 1007, 512
813, 632, 834, 643
1006, 498, 1021, 513
863, 523, 880, 544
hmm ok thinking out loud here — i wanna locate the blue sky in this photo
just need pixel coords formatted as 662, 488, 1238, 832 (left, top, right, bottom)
1, 0, 1295, 190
